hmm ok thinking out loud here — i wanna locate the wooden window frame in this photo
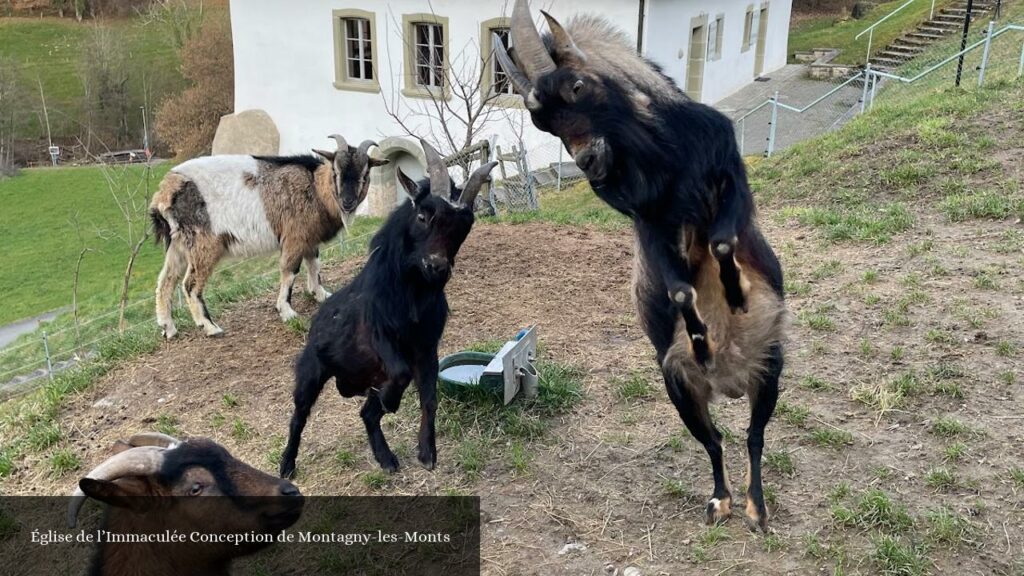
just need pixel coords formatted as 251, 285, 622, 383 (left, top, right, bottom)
333, 9, 380, 93
402, 13, 451, 100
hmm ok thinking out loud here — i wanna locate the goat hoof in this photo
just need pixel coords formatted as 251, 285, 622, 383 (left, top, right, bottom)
279, 463, 297, 480
705, 496, 732, 525
744, 498, 770, 532
204, 325, 224, 337
417, 447, 436, 471
278, 308, 299, 322
161, 325, 177, 339
313, 288, 331, 303
377, 453, 400, 473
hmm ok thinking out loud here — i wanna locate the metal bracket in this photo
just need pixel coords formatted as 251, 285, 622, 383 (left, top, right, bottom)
482, 325, 538, 405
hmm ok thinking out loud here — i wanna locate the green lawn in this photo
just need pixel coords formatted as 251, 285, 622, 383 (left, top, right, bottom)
0, 163, 171, 326
788, 0, 957, 65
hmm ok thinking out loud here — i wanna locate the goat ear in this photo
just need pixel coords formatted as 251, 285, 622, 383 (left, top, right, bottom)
312, 149, 336, 162
396, 167, 420, 199
80, 477, 159, 511
368, 157, 390, 168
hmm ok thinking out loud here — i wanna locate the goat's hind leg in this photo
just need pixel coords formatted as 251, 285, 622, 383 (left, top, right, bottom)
663, 363, 733, 524
155, 240, 187, 339
183, 237, 225, 336
280, 347, 330, 478
744, 343, 782, 532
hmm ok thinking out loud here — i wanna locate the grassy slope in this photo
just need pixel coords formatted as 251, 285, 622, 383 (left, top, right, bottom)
788, 0, 957, 64
0, 163, 169, 325
0, 16, 182, 138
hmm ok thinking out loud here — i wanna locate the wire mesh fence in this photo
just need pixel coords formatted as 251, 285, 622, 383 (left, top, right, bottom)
0, 225, 379, 397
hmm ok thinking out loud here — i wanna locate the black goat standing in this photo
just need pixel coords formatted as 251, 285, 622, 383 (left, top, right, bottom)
279, 140, 497, 478
495, 0, 788, 530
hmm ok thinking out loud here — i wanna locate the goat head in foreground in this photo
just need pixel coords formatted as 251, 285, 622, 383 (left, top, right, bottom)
69, 432, 303, 576
279, 140, 497, 478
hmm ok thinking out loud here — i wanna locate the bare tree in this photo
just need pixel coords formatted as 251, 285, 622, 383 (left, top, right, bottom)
140, 0, 205, 53
378, 4, 524, 177
0, 57, 25, 176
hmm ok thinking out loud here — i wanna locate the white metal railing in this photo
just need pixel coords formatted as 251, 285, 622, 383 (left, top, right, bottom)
855, 0, 919, 63
734, 21, 1023, 157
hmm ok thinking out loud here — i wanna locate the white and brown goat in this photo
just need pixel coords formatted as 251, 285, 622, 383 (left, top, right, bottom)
150, 136, 386, 337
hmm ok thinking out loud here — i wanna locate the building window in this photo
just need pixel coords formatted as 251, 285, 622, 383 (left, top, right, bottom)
345, 18, 373, 80
402, 13, 450, 98
491, 28, 513, 94
479, 17, 520, 107
742, 5, 754, 52
333, 9, 379, 93
707, 15, 724, 61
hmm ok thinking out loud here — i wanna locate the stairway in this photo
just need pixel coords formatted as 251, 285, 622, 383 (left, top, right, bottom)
869, 1, 997, 72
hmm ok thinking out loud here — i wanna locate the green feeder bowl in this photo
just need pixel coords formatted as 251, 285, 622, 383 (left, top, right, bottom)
438, 325, 538, 405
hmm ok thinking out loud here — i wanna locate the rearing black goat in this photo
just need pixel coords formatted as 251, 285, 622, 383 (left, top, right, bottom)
495, 0, 787, 531
279, 141, 496, 478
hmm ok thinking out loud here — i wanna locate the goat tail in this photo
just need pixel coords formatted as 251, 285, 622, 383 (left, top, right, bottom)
150, 208, 172, 250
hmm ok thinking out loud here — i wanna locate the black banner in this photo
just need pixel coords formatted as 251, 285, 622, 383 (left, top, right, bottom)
0, 496, 480, 575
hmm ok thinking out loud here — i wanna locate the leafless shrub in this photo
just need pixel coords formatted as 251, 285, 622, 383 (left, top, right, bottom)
154, 14, 233, 159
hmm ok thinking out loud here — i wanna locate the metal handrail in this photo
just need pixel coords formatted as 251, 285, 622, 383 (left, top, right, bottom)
855, 0, 919, 62
869, 22, 1023, 83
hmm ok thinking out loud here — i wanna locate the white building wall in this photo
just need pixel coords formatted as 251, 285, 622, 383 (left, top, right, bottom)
229, 0, 791, 212
230, 0, 641, 158
644, 0, 791, 104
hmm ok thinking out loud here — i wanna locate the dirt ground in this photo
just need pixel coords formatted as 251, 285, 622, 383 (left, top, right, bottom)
8, 209, 1024, 574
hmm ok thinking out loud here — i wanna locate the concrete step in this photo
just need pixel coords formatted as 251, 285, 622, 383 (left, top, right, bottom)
907, 31, 945, 41
882, 45, 925, 56
924, 20, 964, 29
916, 26, 955, 35
932, 13, 966, 23
942, 7, 993, 17
894, 36, 933, 47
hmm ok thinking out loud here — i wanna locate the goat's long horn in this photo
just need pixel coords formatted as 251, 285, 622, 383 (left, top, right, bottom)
127, 432, 181, 449
511, 0, 555, 81
328, 134, 349, 151
419, 139, 452, 197
67, 446, 168, 528
492, 33, 538, 109
357, 139, 378, 159
541, 11, 586, 66
459, 161, 499, 209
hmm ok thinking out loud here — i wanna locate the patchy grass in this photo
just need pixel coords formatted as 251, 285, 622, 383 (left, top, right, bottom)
613, 372, 655, 402
811, 428, 854, 449
930, 417, 971, 438
871, 535, 930, 576
831, 489, 914, 533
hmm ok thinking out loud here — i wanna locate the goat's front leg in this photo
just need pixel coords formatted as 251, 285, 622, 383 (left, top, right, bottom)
363, 335, 413, 472
709, 176, 752, 314
276, 249, 302, 322
303, 248, 331, 303
413, 353, 440, 471
636, 220, 713, 368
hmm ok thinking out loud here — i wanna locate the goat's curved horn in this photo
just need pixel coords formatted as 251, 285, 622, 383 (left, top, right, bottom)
127, 432, 181, 449
459, 161, 499, 209
328, 134, 349, 151
511, 0, 556, 81
419, 139, 452, 197
493, 33, 541, 111
357, 139, 378, 159
67, 445, 168, 528
541, 11, 586, 66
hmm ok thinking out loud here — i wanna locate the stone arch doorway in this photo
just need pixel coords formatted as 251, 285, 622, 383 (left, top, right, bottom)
366, 136, 426, 216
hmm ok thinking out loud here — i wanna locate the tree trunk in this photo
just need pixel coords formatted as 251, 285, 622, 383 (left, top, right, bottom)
72, 247, 92, 349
